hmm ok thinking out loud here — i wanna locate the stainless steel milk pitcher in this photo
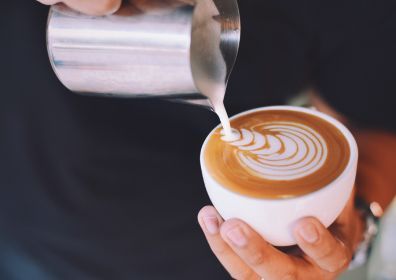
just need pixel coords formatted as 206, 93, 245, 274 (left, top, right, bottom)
46, 0, 240, 108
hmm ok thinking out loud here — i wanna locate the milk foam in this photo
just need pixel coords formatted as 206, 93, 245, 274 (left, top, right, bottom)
221, 121, 328, 180
213, 102, 235, 141
210, 88, 238, 141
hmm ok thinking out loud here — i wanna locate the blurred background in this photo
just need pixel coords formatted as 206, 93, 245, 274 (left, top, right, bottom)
0, 0, 395, 279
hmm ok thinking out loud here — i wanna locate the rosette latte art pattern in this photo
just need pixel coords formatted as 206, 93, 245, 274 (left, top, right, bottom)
204, 109, 350, 199
221, 122, 328, 181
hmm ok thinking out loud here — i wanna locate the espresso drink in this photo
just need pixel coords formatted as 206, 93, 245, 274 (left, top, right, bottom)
204, 109, 351, 199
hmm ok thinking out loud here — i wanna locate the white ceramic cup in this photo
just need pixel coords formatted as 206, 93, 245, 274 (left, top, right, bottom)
200, 106, 358, 246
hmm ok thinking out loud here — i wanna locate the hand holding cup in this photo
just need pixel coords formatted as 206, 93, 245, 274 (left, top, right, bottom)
198, 194, 364, 280
37, 0, 194, 15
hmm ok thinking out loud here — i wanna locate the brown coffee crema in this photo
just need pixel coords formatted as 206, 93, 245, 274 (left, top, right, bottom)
204, 110, 350, 199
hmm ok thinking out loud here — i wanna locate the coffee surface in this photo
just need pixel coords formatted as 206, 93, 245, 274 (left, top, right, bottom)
204, 109, 350, 198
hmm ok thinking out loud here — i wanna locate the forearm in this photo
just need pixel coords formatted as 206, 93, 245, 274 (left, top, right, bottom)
354, 130, 396, 211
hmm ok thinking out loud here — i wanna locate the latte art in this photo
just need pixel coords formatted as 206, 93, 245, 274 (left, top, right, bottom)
221, 122, 328, 181
204, 109, 350, 199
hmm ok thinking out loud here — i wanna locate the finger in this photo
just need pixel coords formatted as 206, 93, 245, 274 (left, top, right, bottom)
130, 0, 193, 12
220, 219, 312, 279
36, 0, 61, 4
63, 0, 122, 15
198, 207, 259, 280
293, 217, 351, 273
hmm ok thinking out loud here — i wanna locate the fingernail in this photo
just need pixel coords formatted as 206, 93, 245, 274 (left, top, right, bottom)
226, 226, 248, 248
202, 215, 219, 235
297, 223, 319, 244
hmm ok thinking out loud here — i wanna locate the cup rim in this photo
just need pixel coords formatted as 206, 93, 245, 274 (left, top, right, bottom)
200, 105, 358, 201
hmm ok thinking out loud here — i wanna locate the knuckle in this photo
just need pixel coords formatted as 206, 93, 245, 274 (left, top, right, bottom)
316, 239, 353, 273
210, 242, 229, 256
281, 270, 297, 280
316, 242, 337, 261
230, 268, 256, 280
340, 240, 353, 263
245, 250, 265, 267
280, 263, 298, 280
328, 243, 351, 272
211, 246, 226, 256
333, 256, 349, 272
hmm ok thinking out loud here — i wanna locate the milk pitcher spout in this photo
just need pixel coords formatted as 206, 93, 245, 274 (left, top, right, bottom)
46, 0, 240, 109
